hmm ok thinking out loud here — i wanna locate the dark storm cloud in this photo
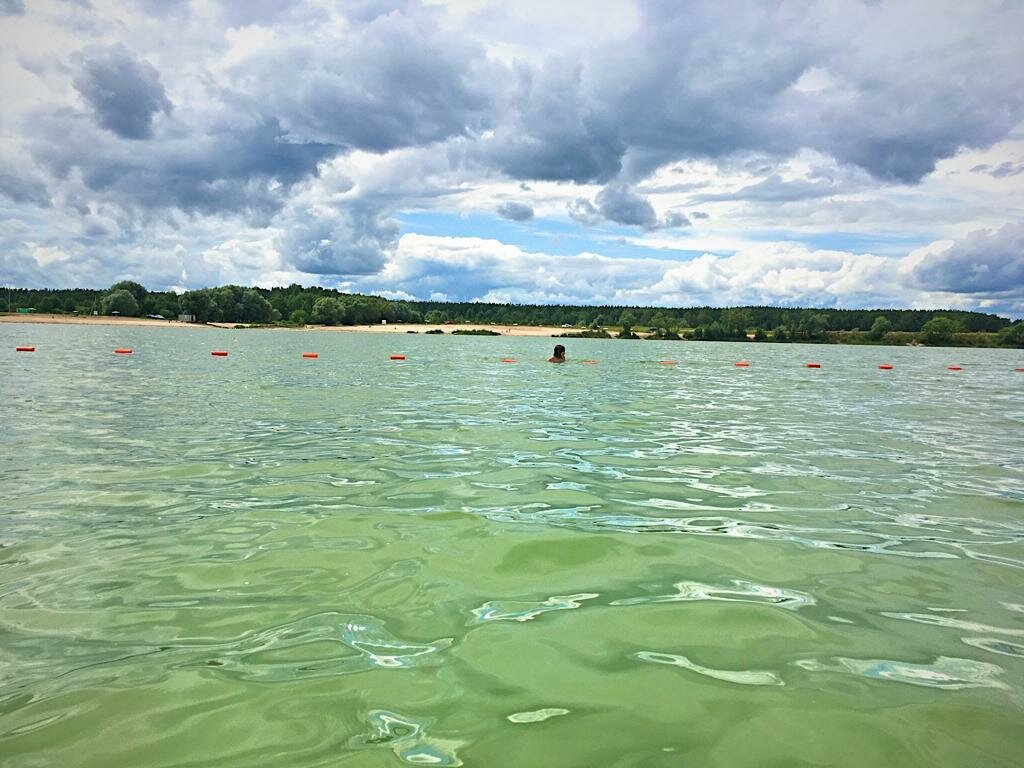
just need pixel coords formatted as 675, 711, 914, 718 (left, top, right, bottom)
72, 45, 172, 140
239, 11, 492, 153
482, 2, 1024, 186
595, 184, 657, 228
0, 168, 51, 207
912, 223, 1024, 294
496, 201, 534, 221
277, 206, 399, 275
568, 185, 685, 229
29, 111, 337, 220
483, 60, 625, 183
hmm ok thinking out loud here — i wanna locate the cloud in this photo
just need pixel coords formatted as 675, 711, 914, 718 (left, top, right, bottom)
911, 223, 1024, 295
661, 210, 691, 228
693, 173, 859, 203
568, 184, 689, 229
595, 184, 657, 227
0, 0, 24, 15
349, 232, 1005, 313
28, 112, 336, 221
482, 59, 625, 183
275, 205, 399, 275
0, 161, 51, 207
496, 200, 534, 221
232, 11, 493, 153
567, 196, 601, 226
72, 45, 172, 140
3, 0, 1024, 316
970, 161, 1024, 179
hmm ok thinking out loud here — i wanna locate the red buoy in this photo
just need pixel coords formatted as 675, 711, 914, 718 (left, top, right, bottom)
947, 365, 962, 371
805, 362, 821, 368
211, 350, 228, 357
1015, 368, 1024, 372
114, 348, 133, 354
390, 354, 405, 360
15, 346, 35, 352
500, 358, 516, 363
734, 361, 750, 367
302, 352, 318, 359
659, 360, 676, 365
878, 364, 893, 370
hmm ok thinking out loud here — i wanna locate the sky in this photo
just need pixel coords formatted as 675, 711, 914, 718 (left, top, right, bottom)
1, 0, 1023, 316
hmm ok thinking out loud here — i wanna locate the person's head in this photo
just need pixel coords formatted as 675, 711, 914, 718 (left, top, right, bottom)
553, 344, 565, 359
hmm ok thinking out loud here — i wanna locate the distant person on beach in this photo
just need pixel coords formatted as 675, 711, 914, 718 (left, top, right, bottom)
548, 344, 566, 363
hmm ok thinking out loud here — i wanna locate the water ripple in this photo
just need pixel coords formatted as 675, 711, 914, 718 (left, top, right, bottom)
611, 579, 814, 609
470, 593, 599, 623
635, 652, 784, 686
204, 612, 453, 682
507, 708, 571, 723
350, 710, 464, 766
794, 656, 1008, 690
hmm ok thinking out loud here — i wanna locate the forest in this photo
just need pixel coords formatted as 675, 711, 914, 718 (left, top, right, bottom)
5, 282, 1022, 347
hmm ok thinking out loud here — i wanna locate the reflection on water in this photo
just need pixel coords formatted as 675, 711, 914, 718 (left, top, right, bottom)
1, 325, 1023, 767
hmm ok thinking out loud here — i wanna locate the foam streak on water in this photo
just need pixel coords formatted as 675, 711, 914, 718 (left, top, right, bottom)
1, 325, 1022, 767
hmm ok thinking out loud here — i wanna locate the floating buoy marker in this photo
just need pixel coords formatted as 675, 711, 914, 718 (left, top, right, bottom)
390, 354, 405, 360
805, 362, 821, 368
500, 358, 516, 363
15, 346, 35, 352
947, 365, 962, 371
302, 352, 318, 359
878, 364, 893, 370
211, 350, 228, 357
734, 361, 750, 367
659, 360, 676, 365
114, 348, 133, 355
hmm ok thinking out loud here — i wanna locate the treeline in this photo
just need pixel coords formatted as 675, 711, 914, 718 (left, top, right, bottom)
408, 301, 1009, 334
4, 283, 1021, 347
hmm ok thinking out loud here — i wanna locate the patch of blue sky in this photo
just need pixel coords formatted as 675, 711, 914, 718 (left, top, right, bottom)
744, 229, 930, 256
395, 211, 710, 262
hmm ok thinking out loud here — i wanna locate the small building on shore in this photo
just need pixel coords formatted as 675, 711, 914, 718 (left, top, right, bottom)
178, 313, 197, 323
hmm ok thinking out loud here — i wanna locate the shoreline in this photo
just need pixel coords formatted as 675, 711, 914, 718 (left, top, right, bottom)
0, 314, 576, 337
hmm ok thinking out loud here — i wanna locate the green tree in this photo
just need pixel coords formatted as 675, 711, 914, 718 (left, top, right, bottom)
101, 289, 139, 316
310, 297, 341, 325
289, 309, 308, 325
179, 290, 212, 322
920, 316, 960, 345
867, 316, 892, 340
240, 289, 273, 323
108, 280, 148, 305
997, 322, 1024, 347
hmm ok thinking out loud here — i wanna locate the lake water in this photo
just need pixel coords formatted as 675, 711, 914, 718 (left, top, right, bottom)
1, 323, 1023, 767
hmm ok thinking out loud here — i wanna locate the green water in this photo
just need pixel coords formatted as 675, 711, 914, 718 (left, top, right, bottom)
2, 324, 1023, 767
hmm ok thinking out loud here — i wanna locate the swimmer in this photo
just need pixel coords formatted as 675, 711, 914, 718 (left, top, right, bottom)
548, 344, 566, 363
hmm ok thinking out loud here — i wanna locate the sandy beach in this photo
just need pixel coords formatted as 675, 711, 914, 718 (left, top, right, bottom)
0, 313, 581, 337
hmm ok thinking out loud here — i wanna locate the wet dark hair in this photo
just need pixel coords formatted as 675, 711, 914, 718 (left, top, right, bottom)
553, 344, 565, 358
